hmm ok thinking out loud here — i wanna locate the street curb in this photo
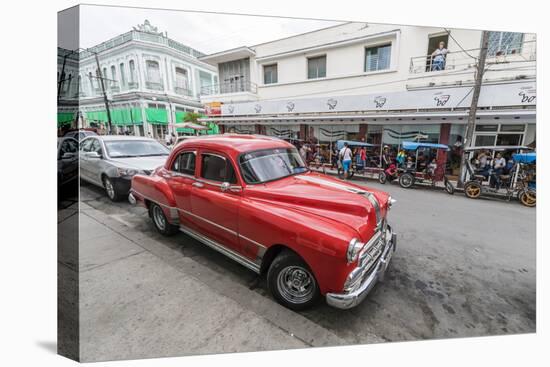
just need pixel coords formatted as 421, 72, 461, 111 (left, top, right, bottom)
80, 202, 348, 348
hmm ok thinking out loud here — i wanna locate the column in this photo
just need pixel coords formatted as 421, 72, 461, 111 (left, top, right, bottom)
436, 123, 451, 180
359, 123, 368, 141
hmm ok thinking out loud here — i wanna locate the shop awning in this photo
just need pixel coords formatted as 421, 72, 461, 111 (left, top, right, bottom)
57, 112, 75, 127
145, 108, 168, 124
85, 108, 143, 125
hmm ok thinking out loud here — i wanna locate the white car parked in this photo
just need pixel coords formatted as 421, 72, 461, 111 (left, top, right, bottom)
79, 135, 170, 201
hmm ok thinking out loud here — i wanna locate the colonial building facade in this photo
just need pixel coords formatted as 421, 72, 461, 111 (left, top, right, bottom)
71, 20, 219, 138
199, 22, 536, 175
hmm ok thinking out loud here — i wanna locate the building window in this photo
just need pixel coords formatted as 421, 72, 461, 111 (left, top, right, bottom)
175, 67, 189, 93
488, 32, 524, 56
146, 60, 161, 82
365, 44, 392, 72
263, 64, 278, 84
119, 63, 126, 87
129, 60, 136, 82
307, 55, 326, 79
199, 70, 212, 94
145, 60, 162, 90
218, 58, 250, 93
110, 65, 117, 87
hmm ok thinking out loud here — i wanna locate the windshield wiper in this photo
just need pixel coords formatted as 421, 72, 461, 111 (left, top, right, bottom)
137, 153, 169, 157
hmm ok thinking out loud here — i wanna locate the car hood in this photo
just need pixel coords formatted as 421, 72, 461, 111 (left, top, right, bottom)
244, 172, 390, 242
108, 156, 168, 171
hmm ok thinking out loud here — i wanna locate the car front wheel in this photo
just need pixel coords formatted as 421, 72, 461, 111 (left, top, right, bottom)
103, 176, 122, 201
267, 250, 320, 311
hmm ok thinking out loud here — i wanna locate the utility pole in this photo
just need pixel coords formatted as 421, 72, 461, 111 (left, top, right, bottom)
458, 30, 489, 187
94, 52, 113, 134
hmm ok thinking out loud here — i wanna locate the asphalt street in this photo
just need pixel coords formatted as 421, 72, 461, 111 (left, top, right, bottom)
77, 174, 536, 359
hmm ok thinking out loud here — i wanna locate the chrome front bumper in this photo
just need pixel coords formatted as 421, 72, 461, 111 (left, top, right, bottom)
326, 226, 396, 309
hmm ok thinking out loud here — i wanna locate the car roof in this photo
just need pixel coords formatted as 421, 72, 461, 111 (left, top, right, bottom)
176, 134, 293, 155
84, 135, 158, 142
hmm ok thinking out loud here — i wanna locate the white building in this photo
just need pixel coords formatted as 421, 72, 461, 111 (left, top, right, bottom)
75, 20, 219, 138
199, 22, 536, 175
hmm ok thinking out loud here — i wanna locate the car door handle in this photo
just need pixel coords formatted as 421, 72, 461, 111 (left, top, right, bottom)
192, 182, 204, 188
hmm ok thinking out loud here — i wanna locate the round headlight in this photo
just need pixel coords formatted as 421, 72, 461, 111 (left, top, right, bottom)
347, 238, 364, 263
387, 196, 397, 209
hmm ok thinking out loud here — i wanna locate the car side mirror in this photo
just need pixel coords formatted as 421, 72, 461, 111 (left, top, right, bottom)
220, 182, 231, 192
61, 152, 76, 160
86, 151, 101, 159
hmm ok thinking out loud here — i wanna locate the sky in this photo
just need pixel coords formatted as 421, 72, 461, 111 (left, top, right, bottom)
79, 5, 344, 54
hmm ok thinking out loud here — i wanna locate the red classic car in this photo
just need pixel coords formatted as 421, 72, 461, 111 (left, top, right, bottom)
129, 134, 396, 310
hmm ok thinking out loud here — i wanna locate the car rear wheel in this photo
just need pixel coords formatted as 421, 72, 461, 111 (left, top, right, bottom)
103, 177, 122, 201
149, 203, 179, 236
399, 172, 415, 188
267, 250, 320, 311
464, 181, 482, 199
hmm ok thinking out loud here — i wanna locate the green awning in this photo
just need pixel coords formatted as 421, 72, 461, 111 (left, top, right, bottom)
110, 108, 143, 125
57, 112, 75, 127
85, 108, 143, 125
85, 110, 108, 122
146, 108, 168, 124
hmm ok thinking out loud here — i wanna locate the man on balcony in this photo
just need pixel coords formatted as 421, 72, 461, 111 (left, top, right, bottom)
431, 41, 448, 71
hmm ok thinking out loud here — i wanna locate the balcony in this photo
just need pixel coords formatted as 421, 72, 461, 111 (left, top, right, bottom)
145, 81, 164, 91
409, 40, 536, 74
201, 80, 257, 96
174, 86, 194, 97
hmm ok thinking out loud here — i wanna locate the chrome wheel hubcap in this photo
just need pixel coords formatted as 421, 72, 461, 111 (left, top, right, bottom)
277, 266, 315, 304
152, 206, 166, 231
105, 179, 115, 199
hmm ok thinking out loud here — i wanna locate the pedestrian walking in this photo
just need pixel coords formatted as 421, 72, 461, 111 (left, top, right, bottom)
339, 142, 353, 180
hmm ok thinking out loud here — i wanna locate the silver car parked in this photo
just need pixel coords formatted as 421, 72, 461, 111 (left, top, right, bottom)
79, 135, 170, 201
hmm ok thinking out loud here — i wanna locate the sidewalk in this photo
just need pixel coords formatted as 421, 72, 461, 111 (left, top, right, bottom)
78, 202, 344, 362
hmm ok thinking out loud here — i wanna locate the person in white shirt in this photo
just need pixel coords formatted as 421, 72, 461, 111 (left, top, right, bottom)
165, 132, 173, 146
492, 152, 507, 189
431, 41, 448, 71
339, 142, 353, 180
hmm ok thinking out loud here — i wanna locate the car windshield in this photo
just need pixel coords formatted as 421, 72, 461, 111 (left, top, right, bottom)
104, 140, 169, 158
239, 148, 308, 184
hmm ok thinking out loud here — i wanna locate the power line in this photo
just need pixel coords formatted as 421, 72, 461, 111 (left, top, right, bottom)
444, 28, 478, 61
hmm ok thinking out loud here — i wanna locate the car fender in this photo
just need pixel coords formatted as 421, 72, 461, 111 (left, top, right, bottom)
131, 173, 178, 223
239, 198, 359, 294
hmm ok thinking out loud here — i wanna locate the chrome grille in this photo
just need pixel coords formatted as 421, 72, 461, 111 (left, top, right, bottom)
345, 229, 385, 291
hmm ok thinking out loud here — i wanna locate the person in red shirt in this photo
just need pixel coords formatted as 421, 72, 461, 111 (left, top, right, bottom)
360, 147, 367, 168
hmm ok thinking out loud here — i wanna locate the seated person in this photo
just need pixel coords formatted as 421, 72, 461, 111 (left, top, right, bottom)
427, 158, 437, 178
384, 163, 398, 180
405, 156, 415, 170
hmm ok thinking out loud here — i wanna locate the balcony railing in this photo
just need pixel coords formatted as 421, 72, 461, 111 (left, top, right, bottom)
174, 86, 194, 96
200, 80, 257, 96
145, 81, 164, 91
127, 82, 139, 90
409, 40, 536, 74
79, 30, 205, 59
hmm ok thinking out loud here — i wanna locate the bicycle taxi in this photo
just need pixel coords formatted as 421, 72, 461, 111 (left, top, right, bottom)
462, 146, 535, 207
379, 141, 455, 194
334, 140, 382, 179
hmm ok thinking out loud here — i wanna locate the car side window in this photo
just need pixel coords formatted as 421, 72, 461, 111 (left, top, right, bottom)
172, 151, 196, 175
80, 138, 93, 152
60, 139, 78, 156
90, 139, 102, 155
201, 154, 237, 184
